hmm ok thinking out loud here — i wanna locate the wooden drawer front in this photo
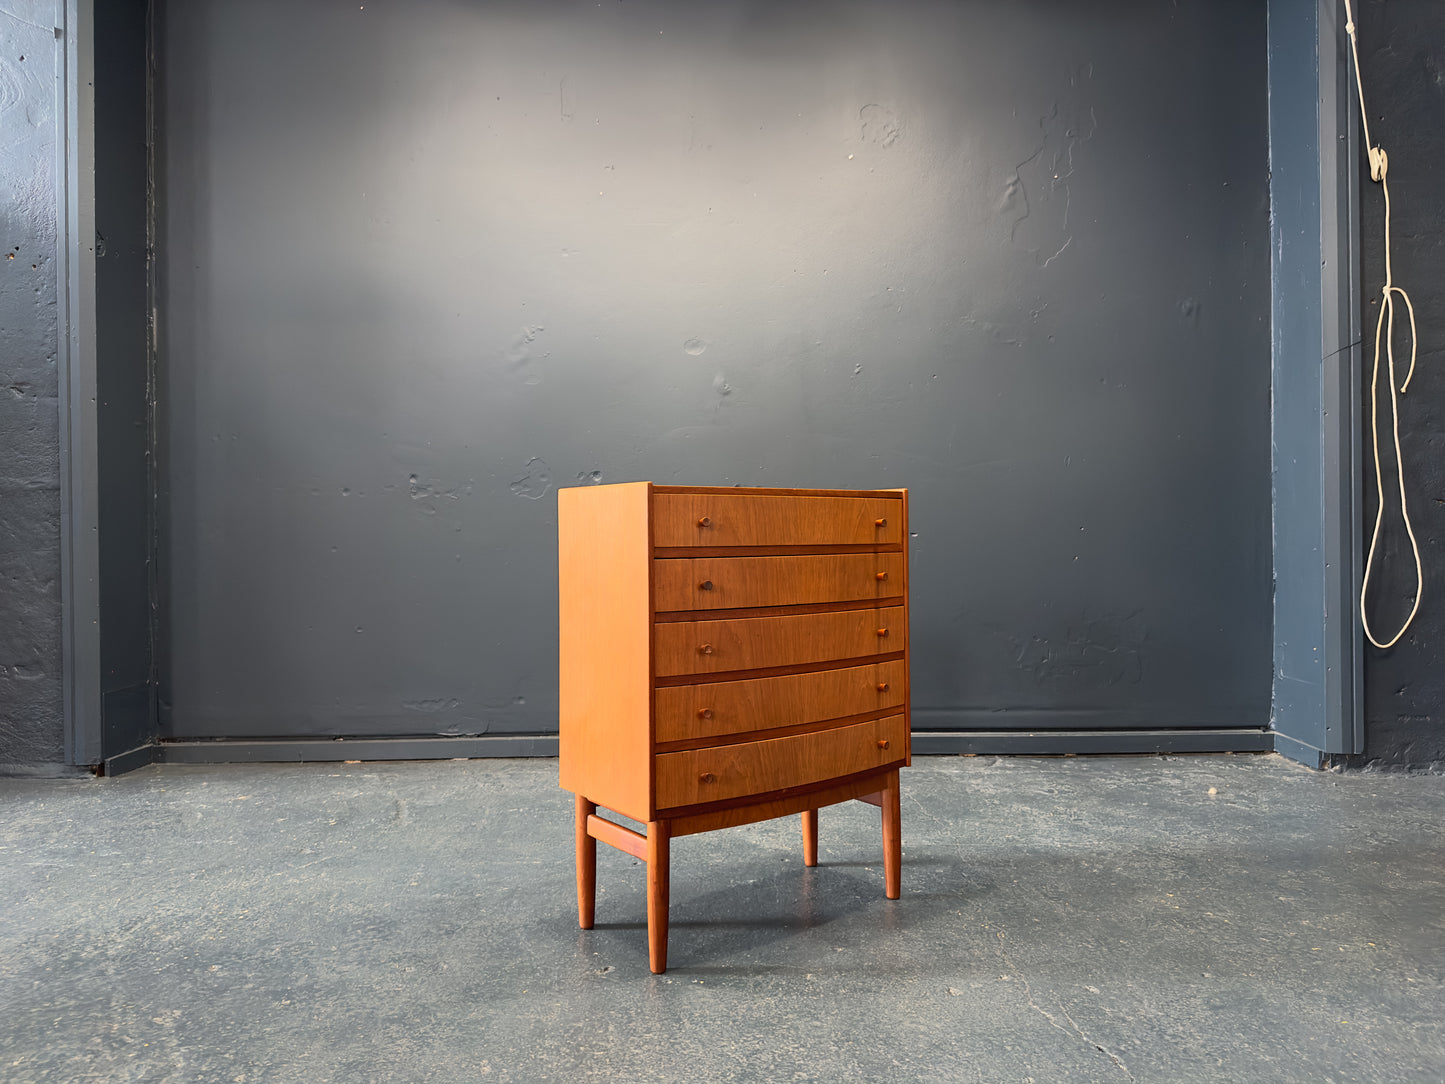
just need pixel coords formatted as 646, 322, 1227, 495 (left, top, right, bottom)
653, 493, 900, 547
654, 606, 905, 677
653, 553, 904, 612
655, 714, 907, 808
655, 660, 907, 743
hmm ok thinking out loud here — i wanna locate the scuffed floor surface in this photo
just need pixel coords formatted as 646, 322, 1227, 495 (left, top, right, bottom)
2, 754, 1443, 1083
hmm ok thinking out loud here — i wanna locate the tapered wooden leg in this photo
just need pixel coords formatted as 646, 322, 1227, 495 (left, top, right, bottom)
881, 769, 901, 900
801, 808, 819, 866
575, 794, 597, 929
646, 819, 671, 974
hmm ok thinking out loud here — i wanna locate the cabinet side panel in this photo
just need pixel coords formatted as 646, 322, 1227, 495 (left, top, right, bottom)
558, 482, 652, 820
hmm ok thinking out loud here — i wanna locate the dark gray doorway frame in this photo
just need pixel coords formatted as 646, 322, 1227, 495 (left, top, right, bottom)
1267, 0, 1365, 767
58, 0, 105, 769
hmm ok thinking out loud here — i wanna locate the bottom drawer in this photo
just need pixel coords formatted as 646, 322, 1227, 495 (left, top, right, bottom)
654, 714, 906, 809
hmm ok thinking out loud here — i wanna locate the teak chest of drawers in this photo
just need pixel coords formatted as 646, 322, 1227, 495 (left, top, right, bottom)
558, 482, 910, 972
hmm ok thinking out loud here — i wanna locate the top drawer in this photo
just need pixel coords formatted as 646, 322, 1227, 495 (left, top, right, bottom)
654, 493, 901, 548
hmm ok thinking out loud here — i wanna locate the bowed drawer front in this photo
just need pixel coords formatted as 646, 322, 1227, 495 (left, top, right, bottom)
654, 606, 907, 677
655, 714, 909, 808
653, 552, 904, 611
654, 659, 907, 745
653, 492, 901, 548
558, 483, 911, 974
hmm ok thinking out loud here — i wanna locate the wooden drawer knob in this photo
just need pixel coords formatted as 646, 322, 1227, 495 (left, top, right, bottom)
875, 517, 887, 527
877, 739, 890, 750
697, 708, 714, 720
697, 516, 712, 528
699, 580, 714, 591
698, 643, 715, 655
876, 627, 889, 637
875, 571, 888, 581
876, 682, 889, 692
699, 772, 716, 784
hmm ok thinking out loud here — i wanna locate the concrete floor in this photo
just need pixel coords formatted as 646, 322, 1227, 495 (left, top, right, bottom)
2, 754, 1443, 1083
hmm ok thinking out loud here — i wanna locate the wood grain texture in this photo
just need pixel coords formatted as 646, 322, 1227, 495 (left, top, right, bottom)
654, 650, 905, 688
654, 709, 896, 754
802, 808, 818, 866
654, 714, 908, 808
654, 606, 906, 677
558, 482, 654, 821
653, 553, 904, 612
653, 493, 902, 547
654, 543, 903, 559
667, 768, 896, 836
575, 795, 596, 929
586, 813, 648, 861
647, 820, 670, 974
654, 659, 907, 743
882, 769, 901, 899
653, 596, 902, 624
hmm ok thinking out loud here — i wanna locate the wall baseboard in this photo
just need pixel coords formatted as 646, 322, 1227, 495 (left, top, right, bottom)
150, 729, 1274, 767
911, 729, 1274, 757
159, 734, 560, 764
103, 742, 161, 776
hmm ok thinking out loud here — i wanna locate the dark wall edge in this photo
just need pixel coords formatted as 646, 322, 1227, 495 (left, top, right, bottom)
93, 0, 158, 758
1319, 0, 1365, 757
55, 0, 159, 769
1267, 0, 1362, 766
57, 0, 104, 768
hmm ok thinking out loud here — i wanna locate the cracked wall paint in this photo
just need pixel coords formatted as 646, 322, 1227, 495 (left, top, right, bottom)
1004, 73, 1098, 270
1007, 612, 1147, 692
408, 473, 474, 515
508, 458, 552, 501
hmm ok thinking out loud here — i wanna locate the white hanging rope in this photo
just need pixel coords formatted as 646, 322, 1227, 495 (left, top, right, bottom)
1345, 0, 1424, 650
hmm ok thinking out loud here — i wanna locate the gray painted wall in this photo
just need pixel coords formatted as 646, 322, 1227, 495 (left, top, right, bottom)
3, 0, 1433, 770
1354, 0, 1445, 768
0, 4, 65, 771
158, 0, 1273, 743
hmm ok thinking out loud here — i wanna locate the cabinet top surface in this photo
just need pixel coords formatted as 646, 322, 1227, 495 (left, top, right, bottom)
566, 483, 906, 499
